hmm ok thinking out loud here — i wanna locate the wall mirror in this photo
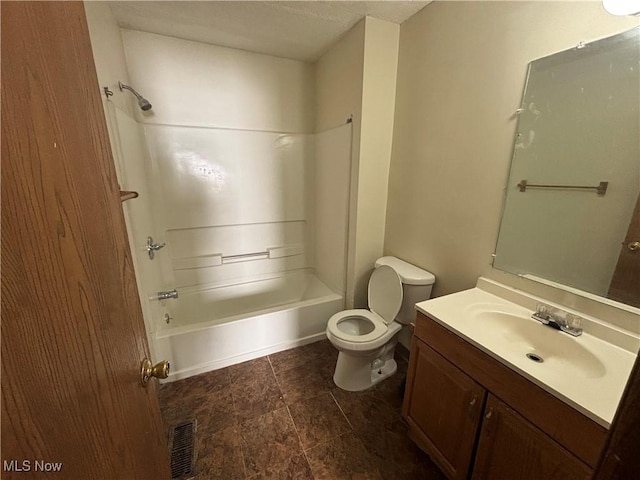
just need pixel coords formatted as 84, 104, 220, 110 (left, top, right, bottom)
494, 27, 640, 309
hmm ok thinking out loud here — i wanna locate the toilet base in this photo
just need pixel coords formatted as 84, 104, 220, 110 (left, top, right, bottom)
332, 346, 398, 391
370, 358, 398, 386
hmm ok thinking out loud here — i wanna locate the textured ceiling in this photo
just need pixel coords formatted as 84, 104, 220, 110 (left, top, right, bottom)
110, 1, 431, 62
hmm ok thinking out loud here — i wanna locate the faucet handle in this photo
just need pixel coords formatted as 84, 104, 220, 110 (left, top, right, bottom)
536, 303, 548, 313
566, 314, 583, 330
534, 303, 551, 319
558, 313, 584, 337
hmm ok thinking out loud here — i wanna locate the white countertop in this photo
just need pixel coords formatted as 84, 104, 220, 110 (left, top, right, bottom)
415, 280, 639, 428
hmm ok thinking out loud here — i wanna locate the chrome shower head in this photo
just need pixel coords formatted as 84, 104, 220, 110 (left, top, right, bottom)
118, 81, 152, 111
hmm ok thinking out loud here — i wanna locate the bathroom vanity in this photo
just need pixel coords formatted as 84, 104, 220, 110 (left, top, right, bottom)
402, 279, 638, 480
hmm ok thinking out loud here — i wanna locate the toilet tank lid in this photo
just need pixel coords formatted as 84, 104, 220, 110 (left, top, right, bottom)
374, 256, 435, 286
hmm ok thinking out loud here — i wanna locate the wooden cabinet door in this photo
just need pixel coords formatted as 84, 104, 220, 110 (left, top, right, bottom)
403, 339, 485, 479
472, 395, 592, 480
1, 2, 171, 478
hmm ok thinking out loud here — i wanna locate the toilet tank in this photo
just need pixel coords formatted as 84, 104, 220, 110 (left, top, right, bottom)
374, 256, 436, 325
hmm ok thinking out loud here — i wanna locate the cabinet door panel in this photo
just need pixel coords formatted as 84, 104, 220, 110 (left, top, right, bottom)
472, 395, 592, 480
404, 340, 485, 479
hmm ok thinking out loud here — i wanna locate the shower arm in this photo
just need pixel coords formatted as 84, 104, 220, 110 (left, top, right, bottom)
118, 81, 144, 101
118, 81, 152, 111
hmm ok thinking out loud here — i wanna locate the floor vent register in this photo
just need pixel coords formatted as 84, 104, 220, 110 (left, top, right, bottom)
169, 419, 197, 479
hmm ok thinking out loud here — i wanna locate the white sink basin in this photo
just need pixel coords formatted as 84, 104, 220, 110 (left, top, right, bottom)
466, 307, 606, 379
416, 283, 638, 428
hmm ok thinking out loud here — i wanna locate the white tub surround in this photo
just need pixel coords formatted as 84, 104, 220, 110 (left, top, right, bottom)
98, 27, 354, 381
415, 277, 639, 428
106, 100, 352, 378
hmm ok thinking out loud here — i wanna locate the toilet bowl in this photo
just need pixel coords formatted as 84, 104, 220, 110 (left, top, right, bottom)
326, 257, 435, 391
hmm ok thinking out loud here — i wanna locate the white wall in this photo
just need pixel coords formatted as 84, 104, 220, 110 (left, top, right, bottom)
84, 1, 132, 117
352, 17, 400, 308
315, 20, 365, 133
315, 17, 400, 308
315, 19, 365, 306
121, 29, 315, 133
385, 1, 639, 300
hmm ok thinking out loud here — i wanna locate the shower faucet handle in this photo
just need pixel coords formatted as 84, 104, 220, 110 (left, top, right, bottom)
146, 236, 166, 260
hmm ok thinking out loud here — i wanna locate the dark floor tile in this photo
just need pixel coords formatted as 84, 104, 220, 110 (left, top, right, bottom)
319, 354, 338, 385
162, 388, 236, 436
269, 340, 336, 374
331, 387, 401, 432
159, 342, 444, 480
306, 432, 382, 480
159, 367, 231, 408
247, 453, 313, 480
395, 343, 411, 364
314, 341, 340, 382
159, 369, 233, 439
196, 398, 238, 436
228, 356, 273, 385
395, 352, 409, 375
239, 407, 303, 478
276, 363, 334, 404
288, 392, 352, 450
192, 388, 236, 418
358, 419, 444, 480
268, 343, 317, 374
375, 452, 446, 480
371, 370, 408, 411
161, 399, 189, 429
195, 425, 244, 479
232, 371, 285, 421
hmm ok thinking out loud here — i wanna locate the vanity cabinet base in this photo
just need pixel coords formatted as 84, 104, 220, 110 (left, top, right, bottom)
473, 395, 591, 480
402, 312, 607, 479
403, 339, 485, 479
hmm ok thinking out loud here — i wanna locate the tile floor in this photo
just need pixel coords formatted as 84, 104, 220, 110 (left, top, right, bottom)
159, 340, 445, 480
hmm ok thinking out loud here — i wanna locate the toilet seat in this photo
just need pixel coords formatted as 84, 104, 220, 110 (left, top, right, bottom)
327, 265, 403, 344
327, 309, 388, 343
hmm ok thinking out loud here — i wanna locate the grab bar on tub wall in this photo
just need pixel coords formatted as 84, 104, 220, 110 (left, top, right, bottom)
222, 251, 269, 263
170, 245, 306, 270
267, 245, 304, 258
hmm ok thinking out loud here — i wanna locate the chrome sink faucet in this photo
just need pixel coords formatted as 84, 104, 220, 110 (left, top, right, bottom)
532, 303, 583, 337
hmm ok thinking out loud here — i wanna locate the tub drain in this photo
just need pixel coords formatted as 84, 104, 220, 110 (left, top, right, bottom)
526, 353, 544, 363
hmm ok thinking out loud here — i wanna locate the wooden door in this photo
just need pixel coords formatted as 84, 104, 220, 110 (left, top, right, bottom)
402, 339, 485, 480
1, 2, 171, 479
608, 193, 640, 307
472, 395, 592, 480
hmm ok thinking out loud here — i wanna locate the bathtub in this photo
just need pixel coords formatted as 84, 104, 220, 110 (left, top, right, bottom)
154, 270, 343, 381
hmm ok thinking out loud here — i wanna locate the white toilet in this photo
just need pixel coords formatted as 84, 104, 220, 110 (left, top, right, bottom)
326, 256, 435, 391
